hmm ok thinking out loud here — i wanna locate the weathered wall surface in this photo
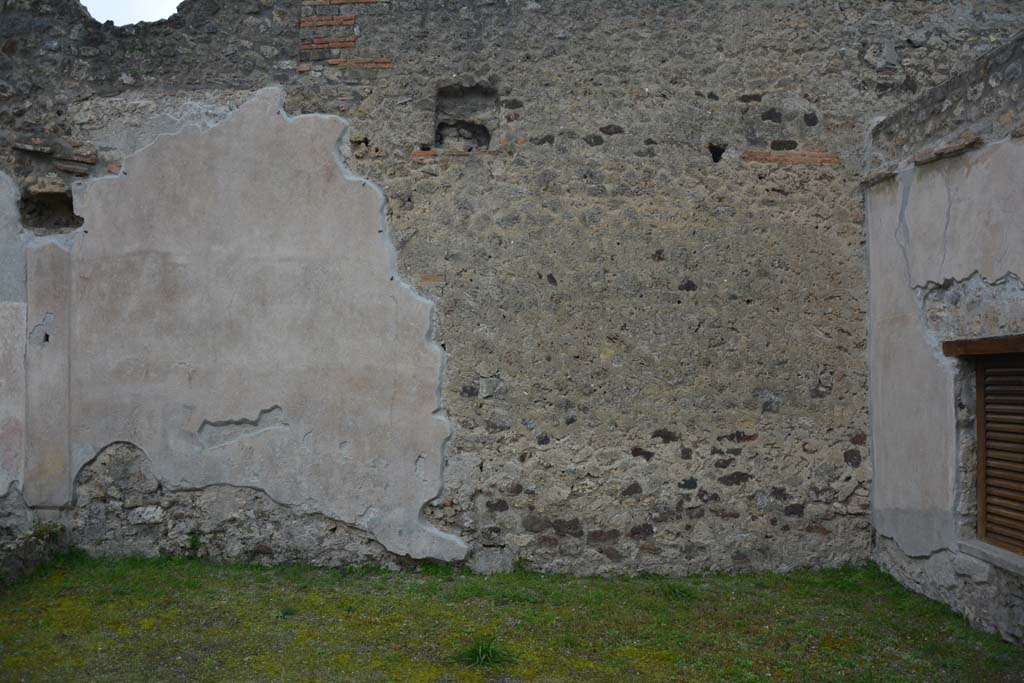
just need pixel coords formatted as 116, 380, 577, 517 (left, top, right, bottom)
69, 87, 462, 560
2, 0, 1024, 576
0, 172, 25, 499
70, 442, 392, 568
21, 87, 463, 561
866, 31, 1024, 642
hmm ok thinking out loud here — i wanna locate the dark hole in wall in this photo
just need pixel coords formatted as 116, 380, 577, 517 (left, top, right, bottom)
435, 121, 491, 150
434, 83, 498, 152
19, 190, 83, 230
708, 143, 727, 163
436, 83, 498, 108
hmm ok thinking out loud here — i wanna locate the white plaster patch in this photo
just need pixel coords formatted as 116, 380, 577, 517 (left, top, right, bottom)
58, 88, 465, 560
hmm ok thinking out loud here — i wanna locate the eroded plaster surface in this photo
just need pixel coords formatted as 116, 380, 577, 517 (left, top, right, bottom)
866, 134, 1024, 640
0, 173, 26, 498
63, 88, 465, 560
868, 137, 1024, 557
0, 173, 24, 303
0, 303, 26, 497
866, 176, 958, 556
24, 240, 71, 508
900, 139, 1024, 287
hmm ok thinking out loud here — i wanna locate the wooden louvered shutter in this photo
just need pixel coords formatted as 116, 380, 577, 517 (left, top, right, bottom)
977, 354, 1024, 554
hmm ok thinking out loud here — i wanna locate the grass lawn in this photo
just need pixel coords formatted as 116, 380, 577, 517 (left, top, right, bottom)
0, 554, 1021, 682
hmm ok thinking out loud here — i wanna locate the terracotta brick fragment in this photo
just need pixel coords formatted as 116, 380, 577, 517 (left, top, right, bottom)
741, 150, 840, 165
54, 150, 97, 165
299, 15, 357, 28
303, 0, 383, 5
54, 161, 91, 176
325, 58, 392, 69
12, 139, 53, 154
861, 165, 897, 188
301, 39, 357, 50
912, 132, 983, 166
308, 36, 357, 44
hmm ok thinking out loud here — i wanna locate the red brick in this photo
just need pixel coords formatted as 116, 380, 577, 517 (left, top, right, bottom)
741, 150, 840, 165
303, 0, 383, 5
913, 132, 982, 166
12, 139, 53, 154
309, 35, 357, 43
299, 15, 357, 28
325, 58, 393, 69
54, 161, 91, 176
301, 39, 357, 50
55, 150, 97, 165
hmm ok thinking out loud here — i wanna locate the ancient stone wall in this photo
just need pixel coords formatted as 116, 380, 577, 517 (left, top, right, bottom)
865, 30, 1024, 642
2, 0, 1024, 579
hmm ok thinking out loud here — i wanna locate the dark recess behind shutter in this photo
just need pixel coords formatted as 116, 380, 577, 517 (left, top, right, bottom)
977, 354, 1024, 555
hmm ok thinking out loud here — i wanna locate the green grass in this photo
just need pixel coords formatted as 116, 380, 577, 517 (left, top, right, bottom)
452, 636, 515, 666
0, 554, 1021, 682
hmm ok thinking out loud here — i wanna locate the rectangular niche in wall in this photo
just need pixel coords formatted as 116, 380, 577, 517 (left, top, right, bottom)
434, 83, 498, 152
944, 335, 1024, 555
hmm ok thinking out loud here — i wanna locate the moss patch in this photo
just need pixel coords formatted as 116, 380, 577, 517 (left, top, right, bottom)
1, 555, 1021, 682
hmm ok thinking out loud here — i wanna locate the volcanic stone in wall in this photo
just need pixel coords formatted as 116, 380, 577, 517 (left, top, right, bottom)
60, 88, 465, 561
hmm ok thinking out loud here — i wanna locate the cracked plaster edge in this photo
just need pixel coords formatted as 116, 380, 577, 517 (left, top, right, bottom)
0, 479, 24, 502
911, 269, 1024, 293
69, 440, 393, 552
867, 135, 1024, 353
864, 133, 1024, 565
0, 168, 27, 495
50, 87, 468, 562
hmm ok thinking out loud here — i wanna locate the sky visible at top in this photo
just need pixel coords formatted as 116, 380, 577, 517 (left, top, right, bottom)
80, 0, 182, 26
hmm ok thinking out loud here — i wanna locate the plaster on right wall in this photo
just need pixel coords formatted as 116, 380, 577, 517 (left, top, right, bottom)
865, 31, 1024, 642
